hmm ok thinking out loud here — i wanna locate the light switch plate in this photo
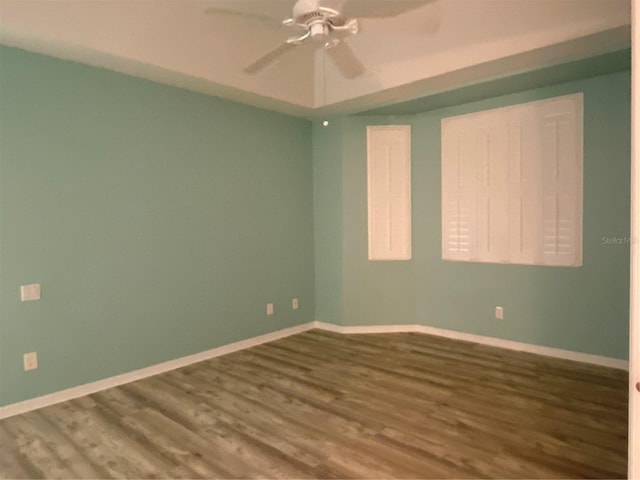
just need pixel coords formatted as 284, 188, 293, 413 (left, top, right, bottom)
266, 303, 274, 316
21, 284, 41, 302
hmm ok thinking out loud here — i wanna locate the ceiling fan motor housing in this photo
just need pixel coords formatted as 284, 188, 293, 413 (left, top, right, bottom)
308, 21, 329, 39
291, 0, 354, 42
292, 0, 326, 21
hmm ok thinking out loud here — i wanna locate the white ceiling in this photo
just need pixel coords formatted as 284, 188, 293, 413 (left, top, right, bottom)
0, 0, 631, 118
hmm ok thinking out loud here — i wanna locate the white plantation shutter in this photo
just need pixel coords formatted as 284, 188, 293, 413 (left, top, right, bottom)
441, 93, 583, 267
474, 124, 509, 262
539, 97, 582, 266
507, 113, 542, 265
367, 126, 411, 261
441, 127, 477, 260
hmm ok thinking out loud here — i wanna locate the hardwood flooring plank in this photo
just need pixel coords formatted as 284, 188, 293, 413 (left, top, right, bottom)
0, 329, 628, 479
0, 423, 49, 479
42, 400, 164, 479
200, 363, 536, 478
118, 383, 255, 478
185, 364, 462, 478
288, 332, 628, 432
27, 411, 110, 479
159, 374, 326, 470
1, 415, 77, 479
187, 376, 425, 477
87, 396, 203, 479
138, 376, 326, 478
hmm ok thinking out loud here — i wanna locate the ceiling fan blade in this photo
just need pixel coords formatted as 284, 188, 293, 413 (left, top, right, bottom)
326, 41, 366, 79
244, 43, 296, 74
341, 0, 433, 19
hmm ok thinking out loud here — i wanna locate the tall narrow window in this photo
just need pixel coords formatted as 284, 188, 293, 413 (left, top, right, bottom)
441, 93, 583, 267
367, 125, 412, 261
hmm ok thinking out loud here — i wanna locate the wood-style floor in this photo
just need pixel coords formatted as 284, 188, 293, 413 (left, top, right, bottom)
0, 329, 628, 479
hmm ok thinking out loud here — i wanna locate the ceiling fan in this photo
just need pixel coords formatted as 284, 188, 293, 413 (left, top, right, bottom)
205, 0, 436, 79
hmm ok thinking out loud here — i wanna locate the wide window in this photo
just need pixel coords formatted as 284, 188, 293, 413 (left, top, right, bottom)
441, 93, 583, 267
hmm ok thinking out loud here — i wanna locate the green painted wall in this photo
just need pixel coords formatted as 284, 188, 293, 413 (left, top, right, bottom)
313, 71, 630, 359
312, 119, 343, 326
341, 117, 417, 327
0, 46, 315, 406
0, 45, 630, 408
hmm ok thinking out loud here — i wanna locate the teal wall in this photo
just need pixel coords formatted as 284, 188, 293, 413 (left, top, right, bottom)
313, 71, 631, 360
312, 119, 343, 327
0, 45, 631, 407
0, 46, 315, 406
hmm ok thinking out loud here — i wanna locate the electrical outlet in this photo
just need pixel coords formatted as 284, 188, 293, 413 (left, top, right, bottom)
23, 352, 38, 371
292, 298, 299, 310
266, 303, 274, 316
20, 284, 41, 302
495, 306, 504, 320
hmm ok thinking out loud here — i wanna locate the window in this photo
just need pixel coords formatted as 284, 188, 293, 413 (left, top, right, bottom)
441, 93, 583, 267
367, 125, 412, 261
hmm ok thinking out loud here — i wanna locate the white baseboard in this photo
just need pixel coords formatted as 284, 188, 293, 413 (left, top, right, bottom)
313, 321, 421, 334
417, 324, 629, 370
313, 321, 629, 371
1, 320, 627, 419
0, 322, 316, 420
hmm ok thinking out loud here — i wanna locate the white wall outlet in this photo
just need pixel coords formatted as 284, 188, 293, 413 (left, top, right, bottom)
292, 298, 299, 310
495, 306, 504, 320
23, 352, 38, 371
20, 284, 41, 302
266, 303, 274, 316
